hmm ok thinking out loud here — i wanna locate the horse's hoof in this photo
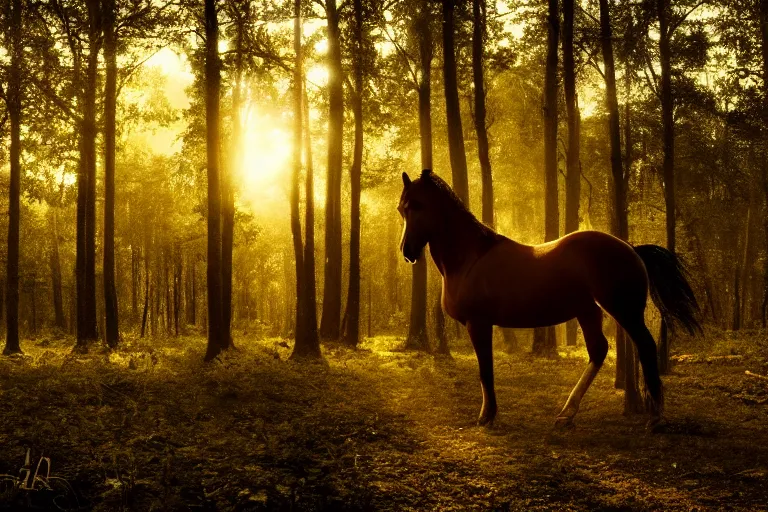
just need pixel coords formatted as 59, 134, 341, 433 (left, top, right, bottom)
646, 415, 664, 433
477, 414, 496, 427
554, 416, 575, 429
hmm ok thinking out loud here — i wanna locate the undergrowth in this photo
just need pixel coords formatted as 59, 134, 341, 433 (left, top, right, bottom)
0, 329, 765, 511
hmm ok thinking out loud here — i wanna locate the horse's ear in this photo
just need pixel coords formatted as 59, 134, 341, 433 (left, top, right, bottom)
402, 172, 412, 188
421, 169, 432, 179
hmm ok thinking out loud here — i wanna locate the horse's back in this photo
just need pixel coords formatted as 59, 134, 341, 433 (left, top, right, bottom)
456, 230, 648, 327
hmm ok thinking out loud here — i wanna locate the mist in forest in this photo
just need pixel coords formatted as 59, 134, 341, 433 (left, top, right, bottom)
0, 0, 766, 510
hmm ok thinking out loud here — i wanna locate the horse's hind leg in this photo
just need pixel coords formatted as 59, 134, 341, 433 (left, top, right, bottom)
618, 317, 664, 426
555, 303, 608, 427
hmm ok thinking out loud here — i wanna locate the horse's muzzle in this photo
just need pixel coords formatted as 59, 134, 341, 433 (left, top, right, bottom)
401, 243, 421, 264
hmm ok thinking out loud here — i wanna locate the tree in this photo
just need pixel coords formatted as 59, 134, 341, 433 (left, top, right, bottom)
562, 0, 581, 347
472, 0, 494, 228
599, 0, 641, 411
103, 0, 119, 348
405, 0, 433, 352
291, 0, 321, 358
74, 0, 102, 352
342, 0, 366, 347
657, 0, 675, 374
203, 0, 226, 361
442, 0, 469, 205
532, 0, 559, 357
319, 0, 344, 341
3, 0, 23, 355
291, 76, 321, 358
290, 0, 305, 347
761, 0, 768, 328
222, 0, 251, 350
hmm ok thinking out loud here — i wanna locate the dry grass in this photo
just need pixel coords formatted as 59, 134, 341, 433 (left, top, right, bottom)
0, 328, 766, 511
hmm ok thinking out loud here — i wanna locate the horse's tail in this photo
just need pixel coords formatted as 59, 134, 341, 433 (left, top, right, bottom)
634, 244, 702, 336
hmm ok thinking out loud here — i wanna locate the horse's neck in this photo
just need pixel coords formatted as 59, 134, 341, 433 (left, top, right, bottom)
429, 212, 493, 278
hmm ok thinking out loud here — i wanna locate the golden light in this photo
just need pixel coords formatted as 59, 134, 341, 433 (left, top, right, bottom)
314, 39, 328, 54
306, 64, 328, 87
238, 108, 292, 206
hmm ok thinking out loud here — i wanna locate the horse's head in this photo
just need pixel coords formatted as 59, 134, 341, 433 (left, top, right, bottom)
398, 169, 439, 263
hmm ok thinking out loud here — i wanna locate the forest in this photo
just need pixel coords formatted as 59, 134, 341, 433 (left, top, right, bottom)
0, 0, 767, 510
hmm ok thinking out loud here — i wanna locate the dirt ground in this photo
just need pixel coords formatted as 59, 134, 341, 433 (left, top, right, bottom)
0, 329, 766, 511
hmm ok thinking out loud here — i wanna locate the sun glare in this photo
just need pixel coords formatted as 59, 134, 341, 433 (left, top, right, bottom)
306, 64, 328, 87
239, 110, 292, 205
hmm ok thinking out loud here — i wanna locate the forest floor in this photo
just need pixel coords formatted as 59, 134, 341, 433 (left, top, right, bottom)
0, 328, 767, 511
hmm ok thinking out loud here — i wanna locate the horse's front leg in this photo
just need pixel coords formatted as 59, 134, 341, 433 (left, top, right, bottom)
467, 321, 496, 426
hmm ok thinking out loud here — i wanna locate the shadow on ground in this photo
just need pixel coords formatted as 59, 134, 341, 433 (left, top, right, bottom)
0, 329, 766, 511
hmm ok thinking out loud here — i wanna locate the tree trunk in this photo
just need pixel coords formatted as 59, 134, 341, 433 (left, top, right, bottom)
103, 0, 119, 348
657, 0, 675, 374
4, 0, 22, 355
174, 247, 181, 336
131, 243, 139, 322
290, 0, 308, 356
30, 279, 36, 336
563, 0, 581, 347
319, 0, 344, 341
50, 208, 66, 331
223, 4, 245, 350
472, 0, 493, 228
74, 0, 102, 352
204, 0, 226, 361
141, 244, 150, 338
759, 0, 768, 328
165, 250, 172, 333
532, 0, 559, 357
292, 75, 321, 356
343, 0, 364, 347
734, 204, 752, 330
442, 0, 469, 205
189, 255, 197, 325
153, 249, 160, 335
407, 0, 433, 352
600, 0, 641, 411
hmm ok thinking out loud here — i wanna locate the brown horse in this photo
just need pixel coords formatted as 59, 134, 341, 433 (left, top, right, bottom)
398, 169, 701, 427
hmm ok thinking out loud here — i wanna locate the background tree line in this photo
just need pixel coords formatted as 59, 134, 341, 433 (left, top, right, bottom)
0, 0, 766, 407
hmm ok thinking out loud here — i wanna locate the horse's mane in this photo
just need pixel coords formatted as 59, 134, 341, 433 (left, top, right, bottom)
421, 170, 498, 240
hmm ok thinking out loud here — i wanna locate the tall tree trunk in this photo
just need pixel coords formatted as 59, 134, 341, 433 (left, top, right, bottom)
165, 250, 171, 333
4, 0, 22, 355
204, 0, 226, 361
657, 0, 675, 374
174, 247, 181, 336
442, 0, 469, 205
290, 0, 307, 356
291, 64, 321, 356
563, 0, 581, 348
600, 0, 641, 411
343, 0, 364, 347
222, 3, 245, 350
50, 209, 65, 331
302, 83, 320, 351
75, 0, 101, 352
532, 0, 559, 357
759, 0, 768, 328
472, 0, 493, 228
734, 203, 752, 330
103, 0, 119, 348
141, 254, 149, 338
407, 0, 432, 352
131, 243, 139, 322
189, 255, 197, 325
319, 0, 344, 341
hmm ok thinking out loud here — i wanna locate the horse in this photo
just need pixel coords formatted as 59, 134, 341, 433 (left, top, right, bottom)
397, 169, 701, 428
